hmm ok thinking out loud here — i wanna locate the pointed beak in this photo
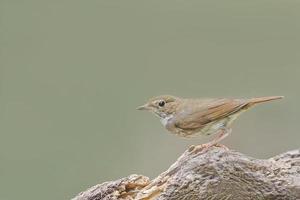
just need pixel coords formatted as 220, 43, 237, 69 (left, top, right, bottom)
136, 103, 151, 111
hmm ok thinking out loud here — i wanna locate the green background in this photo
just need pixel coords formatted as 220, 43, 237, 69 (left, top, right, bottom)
1, 1, 299, 199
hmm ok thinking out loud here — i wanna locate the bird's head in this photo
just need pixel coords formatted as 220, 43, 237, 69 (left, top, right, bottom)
137, 95, 180, 118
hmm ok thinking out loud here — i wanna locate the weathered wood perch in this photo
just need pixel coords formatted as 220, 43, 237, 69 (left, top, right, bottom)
73, 145, 300, 200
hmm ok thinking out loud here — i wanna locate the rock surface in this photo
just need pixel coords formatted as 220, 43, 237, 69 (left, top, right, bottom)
73, 146, 300, 200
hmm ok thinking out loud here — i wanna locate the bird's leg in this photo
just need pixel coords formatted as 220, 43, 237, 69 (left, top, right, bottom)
192, 128, 231, 153
206, 127, 231, 148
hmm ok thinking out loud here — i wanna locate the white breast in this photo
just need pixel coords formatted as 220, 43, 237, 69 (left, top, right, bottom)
160, 115, 174, 127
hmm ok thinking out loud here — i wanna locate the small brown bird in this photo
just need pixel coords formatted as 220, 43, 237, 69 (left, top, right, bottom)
137, 95, 283, 148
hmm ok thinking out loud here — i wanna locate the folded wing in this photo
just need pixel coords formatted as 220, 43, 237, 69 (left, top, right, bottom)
174, 98, 247, 130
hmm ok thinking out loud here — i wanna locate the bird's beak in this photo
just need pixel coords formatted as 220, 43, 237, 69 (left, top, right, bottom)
136, 103, 151, 111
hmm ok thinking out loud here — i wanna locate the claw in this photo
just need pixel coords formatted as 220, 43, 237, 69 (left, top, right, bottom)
188, 145, 196, 152
214, 143, 229, 150
190, 143, 212, 154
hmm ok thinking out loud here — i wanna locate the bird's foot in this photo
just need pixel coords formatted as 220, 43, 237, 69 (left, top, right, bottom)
214, 143, 229, 150
190, 143, 212, 154
189, 143, 229, 154
188, 145, 196, 152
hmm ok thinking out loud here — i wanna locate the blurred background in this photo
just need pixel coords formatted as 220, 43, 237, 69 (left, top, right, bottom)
1, 0, 300, 199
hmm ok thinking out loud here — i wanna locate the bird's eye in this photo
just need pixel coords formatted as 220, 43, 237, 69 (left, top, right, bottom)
158, 100, 165, 107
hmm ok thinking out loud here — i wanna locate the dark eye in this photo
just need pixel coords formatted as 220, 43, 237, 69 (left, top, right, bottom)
158, 100, 165, 107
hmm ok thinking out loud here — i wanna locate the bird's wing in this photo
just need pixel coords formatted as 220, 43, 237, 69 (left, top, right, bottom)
174, 98, 247, 130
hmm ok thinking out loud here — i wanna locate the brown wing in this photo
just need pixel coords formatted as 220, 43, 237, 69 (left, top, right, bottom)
174, 98, 247, 130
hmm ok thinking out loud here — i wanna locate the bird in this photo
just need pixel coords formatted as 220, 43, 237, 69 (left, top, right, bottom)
137, 95, 283, 149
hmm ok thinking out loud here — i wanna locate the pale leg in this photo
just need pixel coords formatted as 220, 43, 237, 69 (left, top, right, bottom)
192, 128, 231, 153
206, 127, 232, 147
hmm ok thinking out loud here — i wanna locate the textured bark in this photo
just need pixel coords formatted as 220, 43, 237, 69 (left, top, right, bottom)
73, 145, 300, 200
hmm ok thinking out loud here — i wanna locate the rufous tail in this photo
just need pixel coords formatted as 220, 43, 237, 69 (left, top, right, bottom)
248, 96, 284, 106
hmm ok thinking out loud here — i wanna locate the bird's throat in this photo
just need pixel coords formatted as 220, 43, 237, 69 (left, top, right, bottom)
159, 115, 173, 127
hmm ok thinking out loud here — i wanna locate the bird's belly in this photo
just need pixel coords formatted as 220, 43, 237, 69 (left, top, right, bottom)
200, 113, 241, 136
200, 121, 226, 136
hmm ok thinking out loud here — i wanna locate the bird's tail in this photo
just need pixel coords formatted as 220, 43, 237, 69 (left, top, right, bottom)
248, 96, 284, 106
